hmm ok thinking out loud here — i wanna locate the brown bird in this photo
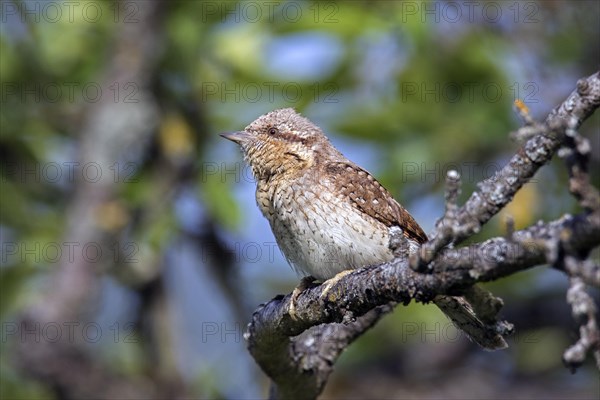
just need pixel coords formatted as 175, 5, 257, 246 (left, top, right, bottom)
221, 108, 506, 350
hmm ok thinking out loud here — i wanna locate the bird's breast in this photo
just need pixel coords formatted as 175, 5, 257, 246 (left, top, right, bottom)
256, 178, 394, 280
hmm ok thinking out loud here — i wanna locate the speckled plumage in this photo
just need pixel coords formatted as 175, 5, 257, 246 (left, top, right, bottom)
222, 108, 425, 280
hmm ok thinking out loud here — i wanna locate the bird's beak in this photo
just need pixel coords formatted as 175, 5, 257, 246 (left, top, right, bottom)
220, 131, 251, 144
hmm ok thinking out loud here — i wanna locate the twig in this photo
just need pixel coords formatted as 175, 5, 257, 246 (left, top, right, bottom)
510, 99, 546, 140
558, 117, 600, 212
563, 276, 600, 371
562, 256, 600, 287
411, 170, 462, 270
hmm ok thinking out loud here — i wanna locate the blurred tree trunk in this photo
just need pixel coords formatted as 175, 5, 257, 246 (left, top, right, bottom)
13, 1, 187, 398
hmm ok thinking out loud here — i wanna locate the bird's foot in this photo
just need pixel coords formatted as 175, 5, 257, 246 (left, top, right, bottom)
289, 276, 317, 320
319, 269, 353, 302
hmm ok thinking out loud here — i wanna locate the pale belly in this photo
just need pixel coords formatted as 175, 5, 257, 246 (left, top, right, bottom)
263, 184, 394, 280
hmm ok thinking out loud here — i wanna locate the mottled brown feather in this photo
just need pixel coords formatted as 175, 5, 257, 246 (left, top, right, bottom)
325, 162, 428, 244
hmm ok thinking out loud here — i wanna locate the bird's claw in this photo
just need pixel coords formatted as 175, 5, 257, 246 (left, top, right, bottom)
319, 270, 353, 302
288, 276, 317, 320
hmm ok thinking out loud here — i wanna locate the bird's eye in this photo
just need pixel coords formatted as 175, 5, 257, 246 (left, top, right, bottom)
268, 127, 278, 135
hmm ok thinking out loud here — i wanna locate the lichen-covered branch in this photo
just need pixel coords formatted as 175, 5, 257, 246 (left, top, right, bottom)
411, 72, 600, 271
248, 212, 599, 399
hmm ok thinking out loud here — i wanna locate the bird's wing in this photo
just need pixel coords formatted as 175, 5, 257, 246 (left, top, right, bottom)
324, 161, 428, 244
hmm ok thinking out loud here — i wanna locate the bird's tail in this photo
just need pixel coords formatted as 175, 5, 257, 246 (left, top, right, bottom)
433, 292, 512, 350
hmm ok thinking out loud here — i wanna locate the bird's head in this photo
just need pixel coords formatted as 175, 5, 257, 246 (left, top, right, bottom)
221, 108, 333, 181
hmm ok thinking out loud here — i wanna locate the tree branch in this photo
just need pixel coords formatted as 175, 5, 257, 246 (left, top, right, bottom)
412, 72, 600, 270
248, 212, 599, 399
245, 71, 600, 399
